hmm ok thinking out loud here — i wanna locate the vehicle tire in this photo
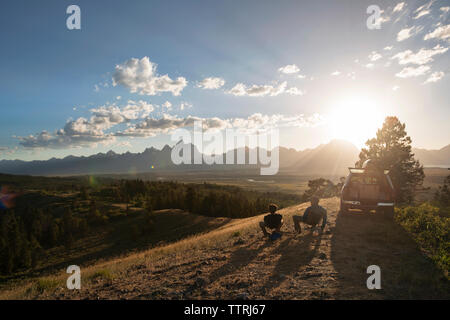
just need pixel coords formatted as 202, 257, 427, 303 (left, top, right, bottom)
383, 206, 394, 219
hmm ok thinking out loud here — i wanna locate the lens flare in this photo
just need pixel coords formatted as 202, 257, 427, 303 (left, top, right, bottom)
0, 186, 17, 209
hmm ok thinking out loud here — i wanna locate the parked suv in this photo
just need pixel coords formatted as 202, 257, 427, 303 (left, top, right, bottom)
340, 160, 395, 217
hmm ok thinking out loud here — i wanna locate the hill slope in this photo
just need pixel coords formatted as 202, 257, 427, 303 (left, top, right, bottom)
413, 144, 450, 167
2, 198, 448, 300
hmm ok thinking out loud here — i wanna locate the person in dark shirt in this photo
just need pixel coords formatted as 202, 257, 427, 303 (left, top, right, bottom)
292, 196, 327, 234
259, 203, 283, 237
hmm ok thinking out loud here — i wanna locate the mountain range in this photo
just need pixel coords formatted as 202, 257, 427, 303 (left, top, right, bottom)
412, 145, 450, 167
0, 140, 448, 176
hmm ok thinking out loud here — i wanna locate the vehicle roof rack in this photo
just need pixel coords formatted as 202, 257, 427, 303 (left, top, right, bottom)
348, 167, 390, 174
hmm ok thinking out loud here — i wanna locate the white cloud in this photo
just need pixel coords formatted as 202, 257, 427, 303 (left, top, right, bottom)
17, 100, 156, 149
115, 114, 229, 137
18, 127, 115, 150
414, 9, 430, 19
162, 101, 172, 111
230, 113, 323, 132
415, 2, 432, 13
376, 10, 391, 27
391, 45, 448, 65
197, 77, 225, 89
228, 81, 287, 97
392, 85, 400, 91
16, 108, 324, 149
112, 57, 187, 96
424, 71, 445, 83
91, 100, 155, 123
278, 64, 300, 74
285, 87, 305, 96
180, 102, 193, 110
397, 27, 414, 41
395, 65, 431, 78
384, 46, 393, 50
331, 71, 340, 76
368, 51, 382, 61
424, 24, 450, 40
365, 63, 375, 69
115, 112, 323, 138
440, 7, 450, 13
393, 2, 406, 13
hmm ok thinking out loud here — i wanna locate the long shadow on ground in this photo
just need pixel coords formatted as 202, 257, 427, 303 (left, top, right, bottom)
208, 239, 271, 284
331, 210, 449, 299
262, 233, 321, 295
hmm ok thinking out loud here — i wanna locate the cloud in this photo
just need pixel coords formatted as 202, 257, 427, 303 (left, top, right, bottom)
17, 100, 156, 149
197, 77, 225, 89
375, 10, 391, 27
180, 102, 193, 110
424, 71, 445, 83
230, 113, 323, 132
392, 85, 400, 91
395, 65, 430, 78
112, 57, 187, 96
91, 100, 155, 123
16, 106, 324, 149
365, 63, 375, 69
441, 7, 450, 13
285, 87, 305, 96
162, 101, 172, 111
397, 26, 423, 41
115, 113, 324, 138
391, 45, 448, 65
415, 2, 432, 13
368, 51, 382, 61
424, 24, 450, 40
414, 9, 430, 19
393, 2, 406, 13
17, 128, 115, 149
397, 27, 414, 41
278, 64, 300, 74
0, 146, 18, 156
227, 81, 288, 97
331, 71, 340, 76
384, 46, 393, 50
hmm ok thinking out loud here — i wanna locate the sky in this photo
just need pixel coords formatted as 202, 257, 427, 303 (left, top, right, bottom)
0, 0, 449, 161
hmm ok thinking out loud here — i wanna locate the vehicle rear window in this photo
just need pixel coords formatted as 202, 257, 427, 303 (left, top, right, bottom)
350, 175, 379, 185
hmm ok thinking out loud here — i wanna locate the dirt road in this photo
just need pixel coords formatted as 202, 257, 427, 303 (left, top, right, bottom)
52, 197, 449, 300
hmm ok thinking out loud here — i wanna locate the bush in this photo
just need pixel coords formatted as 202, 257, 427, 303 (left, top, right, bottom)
90, 269, 114, 281
35, 278, 59, 293
395, 203, 449, 277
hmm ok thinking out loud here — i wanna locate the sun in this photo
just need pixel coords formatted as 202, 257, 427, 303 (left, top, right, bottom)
328, 96, 385, 148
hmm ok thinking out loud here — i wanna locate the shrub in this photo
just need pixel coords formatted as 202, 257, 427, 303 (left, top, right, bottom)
35, 278, 59, 293
90, 269, 114, 281
395, 203, 449, 277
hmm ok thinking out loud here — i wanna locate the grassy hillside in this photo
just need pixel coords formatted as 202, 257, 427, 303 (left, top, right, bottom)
1, 198, 448, 300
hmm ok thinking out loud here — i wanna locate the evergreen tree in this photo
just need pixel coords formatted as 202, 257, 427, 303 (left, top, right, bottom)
356, 116, 424, 203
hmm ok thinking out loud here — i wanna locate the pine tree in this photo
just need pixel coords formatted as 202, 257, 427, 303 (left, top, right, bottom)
356, 116, 424, 203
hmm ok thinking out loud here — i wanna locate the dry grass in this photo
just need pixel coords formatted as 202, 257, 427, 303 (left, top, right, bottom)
0, 200, 315, 299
